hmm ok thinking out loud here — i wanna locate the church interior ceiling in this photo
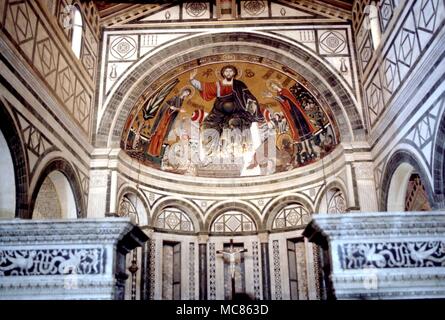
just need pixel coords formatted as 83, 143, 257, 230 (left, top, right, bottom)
93, 0, 354, 12
121, 54, 340, 177
93, 0, 353, 21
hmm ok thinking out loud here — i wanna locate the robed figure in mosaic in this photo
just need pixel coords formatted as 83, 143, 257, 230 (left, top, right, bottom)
147, 88, 191, 157
268, 81, 316, 141
190, 65, 264, 134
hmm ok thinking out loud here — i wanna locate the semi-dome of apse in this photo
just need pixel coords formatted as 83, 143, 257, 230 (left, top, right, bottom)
121, 53, 340, 178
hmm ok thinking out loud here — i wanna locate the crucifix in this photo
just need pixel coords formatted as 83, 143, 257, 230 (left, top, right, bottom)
216, 239, 248, 300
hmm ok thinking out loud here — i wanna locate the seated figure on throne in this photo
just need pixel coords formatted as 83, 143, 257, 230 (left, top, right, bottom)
190, 65, 265, 167
190, 65, 264, 134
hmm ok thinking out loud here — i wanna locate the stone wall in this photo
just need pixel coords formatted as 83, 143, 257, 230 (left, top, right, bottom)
0, 0, 96, 218
33, 176, 62, 219
351, 0, 445, 209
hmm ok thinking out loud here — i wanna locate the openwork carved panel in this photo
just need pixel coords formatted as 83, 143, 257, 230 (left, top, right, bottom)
208, 243, 216, 300
272, 240, 282, 300
272, 203, 311, 229
0, 248, 105, 276
339, 241, 445, 269
156, 208, 194, 232
210, 212, 256, 233
188, 242, 195, 300
252, 241, 261, 300
149, 241, 156, 300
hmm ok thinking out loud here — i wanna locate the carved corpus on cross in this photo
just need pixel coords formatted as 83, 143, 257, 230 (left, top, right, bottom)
216, 239, 247, 299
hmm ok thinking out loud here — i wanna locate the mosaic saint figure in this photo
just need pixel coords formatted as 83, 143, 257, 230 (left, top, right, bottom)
268, 81, 316, 141
147, 88, 191, 157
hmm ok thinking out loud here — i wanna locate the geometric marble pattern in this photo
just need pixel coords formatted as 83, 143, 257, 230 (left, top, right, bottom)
156, 208, 194, 232
366, 71, 384, 127
149, 241, 156, 300
189, 242, 195, 300
312, 243, 321, 300
380, 46, 401, 104
272, 204, 311, 230
55, 0, 98, 81
327, 190, 347, 213
16, 112, 53, 175
404, 95, 444, 169
252, 241, 261, 300
110, 36, 138, 61
118, 197, 140, 224
76, 168, 89, 207
82, 46, 96, 79
208, 243, 216, 300
366, 0, 445, 128
380, 0, 399, 32
272, 240, 282, 300
360, 36, 373, 71
3, 0, 93, 135
374, 159, 386, 201
241, 1, 267, 18
318, 30, 348, 55
184, 2, 210, 19
211, 212, 256, 233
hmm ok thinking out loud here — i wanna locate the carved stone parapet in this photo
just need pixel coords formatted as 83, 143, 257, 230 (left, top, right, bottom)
0, 218, 148, 300
303, 212, 445, 299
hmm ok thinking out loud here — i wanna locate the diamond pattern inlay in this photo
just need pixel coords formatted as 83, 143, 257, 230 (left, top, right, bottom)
272, 204, 310, 229
211, 212, 256, 233
319, 30, 346, 54
110, 36, 137, 60
16, 6, 30, 37
370, 84, 381, 110
421, 0, 436, 27
156, 208, 194, 232
59, 68, 74, 102
10, 3, 34, 43
384, 60, 397, 91
37, 39, 56, 76
399, 29, 416, 66
4, 0, 92, 135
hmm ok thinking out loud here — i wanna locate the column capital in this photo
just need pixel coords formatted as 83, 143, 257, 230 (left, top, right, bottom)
353, 162, 374, 180
258, 232, 269, 243
198, 233, 209, 244
141, 227, 154, 238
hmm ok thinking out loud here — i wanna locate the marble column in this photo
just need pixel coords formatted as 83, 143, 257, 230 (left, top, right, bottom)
198, 234, 209, 300
140, 229, 153, 300
353, 162, 379, 212
87, 169, 110, 218
259, 232, 271, 300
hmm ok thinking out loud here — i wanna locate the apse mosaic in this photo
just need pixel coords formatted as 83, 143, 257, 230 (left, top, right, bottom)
121, 54, 339, 177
